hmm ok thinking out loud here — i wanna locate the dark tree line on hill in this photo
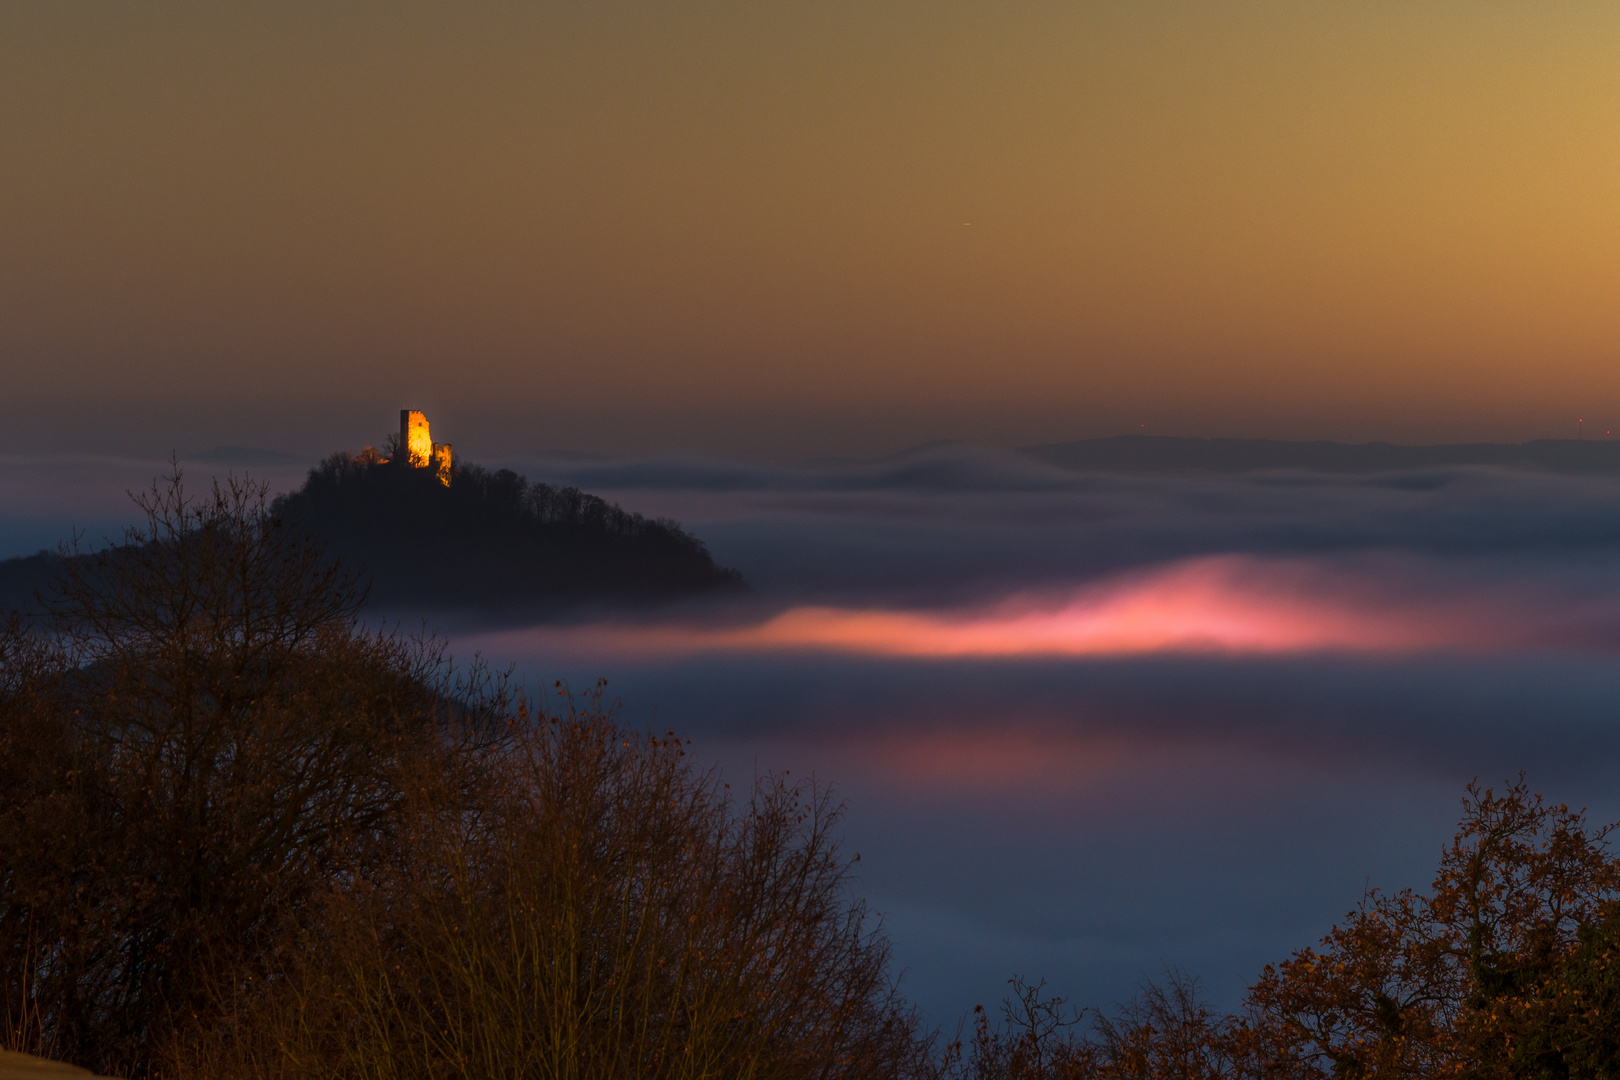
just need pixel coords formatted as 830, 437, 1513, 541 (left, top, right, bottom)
0, 451, 742, 621
3, 473, 1620, 1079
268, 451, 743, 615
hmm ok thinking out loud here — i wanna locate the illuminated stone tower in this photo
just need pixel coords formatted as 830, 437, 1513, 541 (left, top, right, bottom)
399, 409, 453, 486
400, 410, 433, 468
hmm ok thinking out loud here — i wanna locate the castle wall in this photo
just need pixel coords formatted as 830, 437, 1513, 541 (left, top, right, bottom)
396, 410, 453, 485
432, 442, 453, 486
400, 410, 433, 469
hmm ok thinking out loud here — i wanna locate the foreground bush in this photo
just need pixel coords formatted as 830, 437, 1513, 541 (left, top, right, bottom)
0, 472, 919, 1079
1235, 779, 1620, 1080
187, 689, 921, 1080
954, 780, 1620, 1080
0, 471, 494, 1076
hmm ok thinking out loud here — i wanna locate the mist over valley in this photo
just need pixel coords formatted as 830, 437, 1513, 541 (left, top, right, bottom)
8, 435, 1620, 1027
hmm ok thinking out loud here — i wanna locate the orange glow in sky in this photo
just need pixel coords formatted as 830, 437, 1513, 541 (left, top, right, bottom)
6, 2, 1620, 454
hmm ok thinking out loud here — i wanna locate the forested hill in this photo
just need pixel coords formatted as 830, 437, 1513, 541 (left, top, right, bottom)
0, 454, 744, 619
1023, 435, 1620, 475
269, 453, 744, 613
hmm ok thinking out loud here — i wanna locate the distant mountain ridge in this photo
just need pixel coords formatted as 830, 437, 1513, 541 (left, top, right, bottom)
1022, 436, 1620, 475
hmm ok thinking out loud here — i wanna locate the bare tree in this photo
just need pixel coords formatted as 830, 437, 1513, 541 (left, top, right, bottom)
183, 682, 924, 1080
0, 468, 495, 1076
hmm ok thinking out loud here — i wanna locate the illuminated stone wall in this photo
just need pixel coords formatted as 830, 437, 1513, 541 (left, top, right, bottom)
396, 410, 452, 485
401, 410, 433, 468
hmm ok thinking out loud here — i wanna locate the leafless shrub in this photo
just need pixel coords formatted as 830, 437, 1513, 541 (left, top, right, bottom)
943, 972, 1229, 1080
2, 467, 920, 1078
181, 685, 923, 1080
0, 469, 498, 1076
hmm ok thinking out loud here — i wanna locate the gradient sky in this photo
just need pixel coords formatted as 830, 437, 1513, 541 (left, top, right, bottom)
5, 1, 1620, 456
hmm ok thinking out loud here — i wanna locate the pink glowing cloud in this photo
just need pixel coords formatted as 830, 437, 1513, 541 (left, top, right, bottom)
728, 560, 1468, 658
467, 554, 1589, 662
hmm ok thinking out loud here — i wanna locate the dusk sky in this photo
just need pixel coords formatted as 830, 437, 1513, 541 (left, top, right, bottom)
5, 1, 1620, 457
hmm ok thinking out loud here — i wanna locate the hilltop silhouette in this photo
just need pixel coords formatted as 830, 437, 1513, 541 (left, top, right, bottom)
0, 452, 744, 619
271, 451, 744, 614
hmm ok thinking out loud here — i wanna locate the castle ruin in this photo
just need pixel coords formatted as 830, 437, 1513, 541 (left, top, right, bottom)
399, 409, 453, 486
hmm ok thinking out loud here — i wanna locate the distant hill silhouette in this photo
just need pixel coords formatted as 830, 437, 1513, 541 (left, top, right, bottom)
1023, 436, 1620, 475
270, 453, 744, 614
0, 454, 744, 620
0, 550, 55, 617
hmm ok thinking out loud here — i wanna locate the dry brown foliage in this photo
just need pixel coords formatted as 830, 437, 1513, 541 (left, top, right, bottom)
182, 686, 922, 1080
952, 782, 1620, 1080
1, 469, 499, 1075
1231, 779, 1620, 1080
0, 472, 495, 1075
0, 469, 922, 1080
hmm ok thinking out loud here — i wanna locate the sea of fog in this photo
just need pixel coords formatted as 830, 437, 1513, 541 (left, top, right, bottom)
8, 441, 1620, 1026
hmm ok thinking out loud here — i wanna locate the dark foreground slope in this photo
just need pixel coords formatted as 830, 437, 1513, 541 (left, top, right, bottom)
270, 453, 744, 614
0, 455, 743, 618
1025, 435, 1620, 474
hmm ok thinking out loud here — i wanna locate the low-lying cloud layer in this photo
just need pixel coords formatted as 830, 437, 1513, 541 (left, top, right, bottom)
472, 551, 1620, 661
458, 444, 1620, 1020
11, 441, 1620, 1024
502, 442, 1620, 607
